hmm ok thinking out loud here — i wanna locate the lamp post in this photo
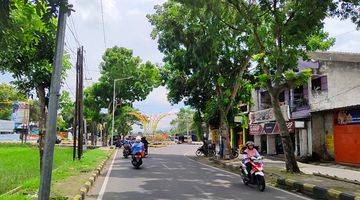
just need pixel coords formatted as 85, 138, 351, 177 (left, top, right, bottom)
111, 77, 132, 147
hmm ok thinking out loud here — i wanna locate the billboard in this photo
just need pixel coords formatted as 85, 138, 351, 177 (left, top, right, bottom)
249, 105, 290, 124
249, 121, 295, 135
12, 101, 30, 130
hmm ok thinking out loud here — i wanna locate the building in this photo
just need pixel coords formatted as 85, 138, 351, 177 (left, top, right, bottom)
248, 52, 360, 165
309, 52, 360, 165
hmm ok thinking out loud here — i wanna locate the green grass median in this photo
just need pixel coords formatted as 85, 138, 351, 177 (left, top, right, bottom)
0, 143, 108, 199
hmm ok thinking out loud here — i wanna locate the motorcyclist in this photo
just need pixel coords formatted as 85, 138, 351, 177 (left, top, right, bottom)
131, 136, 145, 157
141, 136, 149, 155
243, 141, 261, 181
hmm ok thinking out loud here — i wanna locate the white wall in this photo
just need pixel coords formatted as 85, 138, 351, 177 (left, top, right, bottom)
310, 61, 360, 111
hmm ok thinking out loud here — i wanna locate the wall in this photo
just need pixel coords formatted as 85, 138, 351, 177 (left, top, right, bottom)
311, 61, 360, 112
311, 111, 334, 159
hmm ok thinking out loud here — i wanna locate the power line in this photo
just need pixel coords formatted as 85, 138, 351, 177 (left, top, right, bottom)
334, 30, 357, 38
311, 84, 360, 105
66, 23, 81, 47
99, 0, 107, 49
64, 80, 75, 98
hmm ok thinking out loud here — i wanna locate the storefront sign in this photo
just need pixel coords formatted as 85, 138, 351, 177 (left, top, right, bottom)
249, 105, 290, 124
250, 121, 294, 135
336, 108, 360, 125
295, 121, 305, 128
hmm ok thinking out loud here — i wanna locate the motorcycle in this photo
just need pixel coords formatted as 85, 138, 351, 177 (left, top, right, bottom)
196, 145, 215, 157
123, 144, 131, 158
131, 152, 143, 169
240, 153, 266, 192
229, 148, 239, 159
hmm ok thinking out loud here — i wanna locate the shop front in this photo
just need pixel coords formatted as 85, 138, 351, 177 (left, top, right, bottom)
334, 107, 360, 165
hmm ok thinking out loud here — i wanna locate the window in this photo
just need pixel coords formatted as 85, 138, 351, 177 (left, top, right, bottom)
312, 76, 328, 93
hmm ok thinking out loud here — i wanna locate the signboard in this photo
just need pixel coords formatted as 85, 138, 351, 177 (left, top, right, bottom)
295, 121, 305, 128
234, 116, 242, 123
249, 105, 290, 124
249, 121, 294, 135
12, 102, 29, 130
336, 108, 360, 125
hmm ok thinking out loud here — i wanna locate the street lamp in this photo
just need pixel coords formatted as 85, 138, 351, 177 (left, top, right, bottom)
111, 77, 132, 147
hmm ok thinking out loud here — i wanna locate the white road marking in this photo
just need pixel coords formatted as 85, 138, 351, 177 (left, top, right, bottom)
183, 152, 311, 200
97, 149, 118, 200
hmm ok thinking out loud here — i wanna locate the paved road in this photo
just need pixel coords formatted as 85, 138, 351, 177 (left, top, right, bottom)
87, 144, 310, 200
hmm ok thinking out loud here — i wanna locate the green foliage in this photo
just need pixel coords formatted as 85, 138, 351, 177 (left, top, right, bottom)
0, 0, 70, 104
57, 91, 74, 131
148, 1, 254, 133
170, 107, 195, 136
0, 83, 26, 120
192, 111, 204, 141
84, 47, 161, 135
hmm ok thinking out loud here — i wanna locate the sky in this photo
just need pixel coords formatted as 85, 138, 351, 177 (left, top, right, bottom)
1, 1, 360, 131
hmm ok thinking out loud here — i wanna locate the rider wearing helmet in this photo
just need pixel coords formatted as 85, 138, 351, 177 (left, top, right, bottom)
131, 136, 145, 157
243, 141, 260, 180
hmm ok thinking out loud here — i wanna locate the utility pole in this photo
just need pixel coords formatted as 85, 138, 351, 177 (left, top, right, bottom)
77, 46, 84, 159
38, 1, 69, 199
72, 46, 81, 161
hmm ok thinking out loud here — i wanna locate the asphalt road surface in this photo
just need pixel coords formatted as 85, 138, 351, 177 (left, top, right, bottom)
87, 144, 310, 200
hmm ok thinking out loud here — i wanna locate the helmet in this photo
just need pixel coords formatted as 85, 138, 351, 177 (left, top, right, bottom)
135, 136, 141, 142
246, 141, 255, 147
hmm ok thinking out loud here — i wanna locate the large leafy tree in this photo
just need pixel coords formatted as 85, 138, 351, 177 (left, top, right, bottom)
148, 1, 253, 153
84, 47, 161, 143
203, 0, 334, 172
0, 0, 70, 164
58, 91, 74, 131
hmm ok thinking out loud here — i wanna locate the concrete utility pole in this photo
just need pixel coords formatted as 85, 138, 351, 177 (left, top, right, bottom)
38, 1, 69, 199
77, 46, 84, 159
110, 77, 132, 147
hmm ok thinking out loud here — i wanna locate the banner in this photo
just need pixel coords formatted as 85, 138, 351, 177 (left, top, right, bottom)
12, 102, 30, 129
249, 105, 290, 124
249, 121, 294, 135
336, 108, 360, 125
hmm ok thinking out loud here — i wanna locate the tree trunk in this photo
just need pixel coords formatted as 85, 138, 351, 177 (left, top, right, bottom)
36, 86, 47, 171
219, 109, 231, 159
269, 89, 300, 173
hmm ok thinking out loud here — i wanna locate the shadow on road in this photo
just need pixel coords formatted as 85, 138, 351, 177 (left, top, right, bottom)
102, 152, 307, 200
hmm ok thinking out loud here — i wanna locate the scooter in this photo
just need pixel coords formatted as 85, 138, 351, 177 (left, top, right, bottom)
131, 152, 143, 169
196, 144, 215, 157
123, 144, 131, 158
240, 154, 266, 192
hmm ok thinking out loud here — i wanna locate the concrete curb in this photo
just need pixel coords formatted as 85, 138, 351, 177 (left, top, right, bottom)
276, 177, 360, 200
72, 151, 114, 200
208, 158, 360, 200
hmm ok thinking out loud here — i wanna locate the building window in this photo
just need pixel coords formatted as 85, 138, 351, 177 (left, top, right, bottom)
312, 76, 328, 93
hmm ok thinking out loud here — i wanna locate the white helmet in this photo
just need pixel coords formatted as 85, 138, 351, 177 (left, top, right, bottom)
135, 136, 141, 142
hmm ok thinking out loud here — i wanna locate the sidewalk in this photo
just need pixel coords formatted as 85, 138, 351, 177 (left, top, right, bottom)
260, 158, 360, 183
201, 156, 360, 199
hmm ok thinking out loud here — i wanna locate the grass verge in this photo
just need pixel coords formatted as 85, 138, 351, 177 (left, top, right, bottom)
0, 143, 109, 199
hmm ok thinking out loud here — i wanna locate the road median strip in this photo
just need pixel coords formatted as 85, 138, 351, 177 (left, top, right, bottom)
72, 150, 114, 200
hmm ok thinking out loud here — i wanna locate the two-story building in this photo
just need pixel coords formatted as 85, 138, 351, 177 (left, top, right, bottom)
248, 52, 360, 165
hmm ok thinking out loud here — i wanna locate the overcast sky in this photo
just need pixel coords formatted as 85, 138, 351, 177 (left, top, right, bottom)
1, 0, 360, 131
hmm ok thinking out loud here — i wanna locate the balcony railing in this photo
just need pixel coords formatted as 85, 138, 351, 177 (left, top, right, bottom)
291, 98, 310, 112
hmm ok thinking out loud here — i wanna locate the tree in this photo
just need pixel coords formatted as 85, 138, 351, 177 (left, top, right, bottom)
148, 1, 254, 155
0, 0, 71, 167
0, 83, 26, 120
170, 107, 195, 136
84, 47, 161, 144
330, 0, 360, 28
208, 0, 334, 172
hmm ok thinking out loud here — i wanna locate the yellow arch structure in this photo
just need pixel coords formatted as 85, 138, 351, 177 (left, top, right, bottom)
129, 111, 171, 135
